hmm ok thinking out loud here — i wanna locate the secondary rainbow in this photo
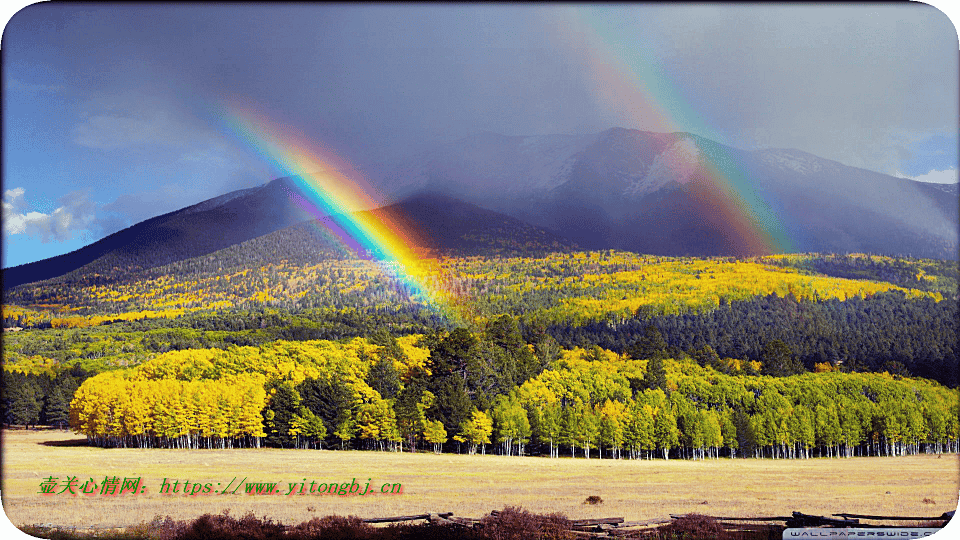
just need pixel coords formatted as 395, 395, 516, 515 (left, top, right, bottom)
222, 105, 462, 321
550, 7, 793, 254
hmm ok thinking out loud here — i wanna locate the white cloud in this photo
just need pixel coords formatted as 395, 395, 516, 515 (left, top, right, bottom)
2, 188, 97, 243
894, 168, 959, 184
4, 187, 27, 213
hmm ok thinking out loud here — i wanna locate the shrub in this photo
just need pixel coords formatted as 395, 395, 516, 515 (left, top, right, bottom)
477, 506, 571, 540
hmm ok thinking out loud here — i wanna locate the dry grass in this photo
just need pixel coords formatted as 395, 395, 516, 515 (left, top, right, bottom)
3, 429, 958, 529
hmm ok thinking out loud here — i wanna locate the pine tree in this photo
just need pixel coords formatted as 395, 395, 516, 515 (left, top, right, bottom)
367, 356, 401, 400
263, 381, 301, 448
394, 373, 429, 452
43, 386, 71, 428
6, 376, 42, 428
627, 325, 669, 360
760, 339, 803, 377
643, 356, 668, 392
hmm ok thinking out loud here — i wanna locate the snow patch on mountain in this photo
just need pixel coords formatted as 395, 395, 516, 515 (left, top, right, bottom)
757, 149, 827, 175
625, 138, 702, 196
517, 134, 595, 191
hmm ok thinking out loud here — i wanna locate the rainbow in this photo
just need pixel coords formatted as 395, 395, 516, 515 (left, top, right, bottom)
222, 105, 464, 321
550, 7, 792, 254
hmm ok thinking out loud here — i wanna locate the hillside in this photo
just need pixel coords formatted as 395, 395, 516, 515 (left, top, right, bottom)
3, 250, 956, 385
4, 243, 957, 463
365, 192, 577, 257
2, 177, 315, 289
2, 186, 576, 289
387, 128, 959, 259
7, 127, 958, 290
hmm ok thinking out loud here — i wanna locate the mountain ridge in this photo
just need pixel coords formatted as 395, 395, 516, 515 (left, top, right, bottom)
5, 128, 957, 288
384, 127, 958, 259
1, 186, 576, 289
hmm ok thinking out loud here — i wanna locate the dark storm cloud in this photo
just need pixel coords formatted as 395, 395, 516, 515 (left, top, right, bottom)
9, 4, 605, 170
6, 3, 956, 181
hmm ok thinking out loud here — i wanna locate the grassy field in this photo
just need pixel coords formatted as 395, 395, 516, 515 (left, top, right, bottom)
2, 429, 958, 529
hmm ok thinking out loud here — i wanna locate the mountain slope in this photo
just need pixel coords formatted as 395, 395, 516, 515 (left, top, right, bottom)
3, 178, 314, 289
6, 128, 956, 289
389, 128, 958, 259
3, 186, 577, 289
364, 191, 576, 257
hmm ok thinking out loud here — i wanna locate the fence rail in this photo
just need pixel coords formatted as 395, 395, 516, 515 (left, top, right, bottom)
26, 509, 953, 539
354, 509, 952, 537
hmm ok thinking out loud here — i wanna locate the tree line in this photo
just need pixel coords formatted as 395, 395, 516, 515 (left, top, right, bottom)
58, 322, 959, 460
543, 290, 958, 387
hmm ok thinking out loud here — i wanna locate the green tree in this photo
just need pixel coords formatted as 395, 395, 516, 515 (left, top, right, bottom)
366, 356, 401, 400
334, 417, 357, 450
760, 339, 803, 377
263, 381, 301, 448
529, 400, 562, 458
653, 405, 679, 459
624, 400, 655, 459
7, 381, 42, 428
577, 403, 600, 459
642, 356, 668, 392
692, 345, 721, 370
298, 377, 356, 448
394, 372, 429, 452
559, 404, 581, 458
454, 409, 493, 455
43, 386, 72, 428
289, 407, 327, 449
422, 419, 447, 454
430, 376, 473, 440
720, 409, 738, 458
491, 394, 531, 456
732, 408, 756, 457
627, 325, 669, 361
596, 399, 627, 459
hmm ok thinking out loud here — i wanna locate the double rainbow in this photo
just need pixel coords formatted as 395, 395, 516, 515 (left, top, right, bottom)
223, 105, 463, 321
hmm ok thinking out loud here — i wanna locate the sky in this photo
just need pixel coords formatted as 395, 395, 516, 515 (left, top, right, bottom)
2, 2, 958, 268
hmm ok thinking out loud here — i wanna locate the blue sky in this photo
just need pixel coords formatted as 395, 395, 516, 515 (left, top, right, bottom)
2, 3, 958, 268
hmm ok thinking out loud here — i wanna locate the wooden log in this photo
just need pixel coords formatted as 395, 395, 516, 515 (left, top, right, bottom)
615, 518, 674, 528
787, 511, 859, 528
669, 513, 792, 522
720, 523, 785, 531
362, 514, 431, 523
833, 512, 951, 521
363, 512, 452, 524
570, 530, 608, 537
570, 517, 625, 526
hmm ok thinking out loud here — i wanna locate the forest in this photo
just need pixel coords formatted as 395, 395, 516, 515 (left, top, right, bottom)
2, 249, 958, 461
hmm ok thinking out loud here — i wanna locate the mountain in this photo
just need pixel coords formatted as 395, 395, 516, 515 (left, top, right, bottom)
2, 184, 575, 289
2, 178, 314, 289
364, 191, 576, 257
5, 128, 956, 289
385, 128, 959, 259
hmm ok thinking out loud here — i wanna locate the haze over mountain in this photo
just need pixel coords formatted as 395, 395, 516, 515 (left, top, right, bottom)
388, 127, 958, 258
3, 128, 956, 290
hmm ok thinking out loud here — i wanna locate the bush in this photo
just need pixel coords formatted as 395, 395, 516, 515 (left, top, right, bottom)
477, 506, 571, 540
290, 516, 372, 540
